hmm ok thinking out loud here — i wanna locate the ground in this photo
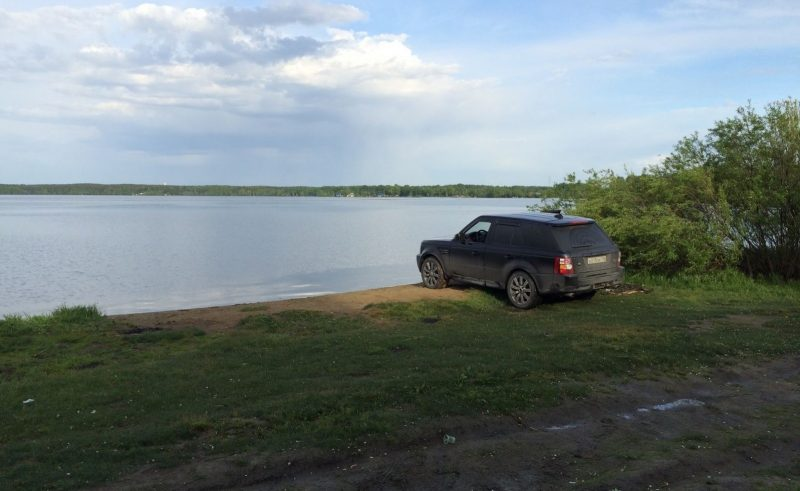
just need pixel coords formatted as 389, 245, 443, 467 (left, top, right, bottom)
111, 284, 471, 332
104, 285, 800, 490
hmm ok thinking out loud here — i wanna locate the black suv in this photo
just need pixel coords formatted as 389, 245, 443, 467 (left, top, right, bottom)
416, 211, 624, 308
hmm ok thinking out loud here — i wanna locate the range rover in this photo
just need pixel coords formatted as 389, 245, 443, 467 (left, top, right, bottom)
416, 211, 624, 308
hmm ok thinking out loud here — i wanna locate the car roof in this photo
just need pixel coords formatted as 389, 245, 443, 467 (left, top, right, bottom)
481, 212, 595, 226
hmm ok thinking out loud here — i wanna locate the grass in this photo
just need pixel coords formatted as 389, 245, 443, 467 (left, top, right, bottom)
2, 275, 800, 489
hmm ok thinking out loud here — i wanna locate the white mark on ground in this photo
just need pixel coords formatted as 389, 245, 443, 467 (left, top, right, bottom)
548, 399, 707, 430
545, 423, 580, 431
638, 398, 705, 413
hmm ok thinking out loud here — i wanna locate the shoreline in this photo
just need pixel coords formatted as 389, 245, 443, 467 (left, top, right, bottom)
110, 283, 472, 331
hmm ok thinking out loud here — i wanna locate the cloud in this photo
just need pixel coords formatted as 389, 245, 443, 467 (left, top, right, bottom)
0, 1, 483, 186
659, 0, 800, 19
0, 0, 797, 186
278, 30, 465, 95
78, 44, 126, 65
511, 0, 800, 84
0, 3, 466, 113
223, 1, 365, 28
120, 4, 218, 33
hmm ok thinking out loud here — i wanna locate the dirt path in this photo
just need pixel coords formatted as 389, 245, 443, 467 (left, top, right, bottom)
103, 355, 800, 490
111, 284, 470, 332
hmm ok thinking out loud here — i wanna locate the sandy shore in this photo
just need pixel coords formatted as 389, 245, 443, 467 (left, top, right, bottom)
110, 283, 471, 332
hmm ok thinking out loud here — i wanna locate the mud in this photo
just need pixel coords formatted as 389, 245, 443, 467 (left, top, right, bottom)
103, 356, 800, 490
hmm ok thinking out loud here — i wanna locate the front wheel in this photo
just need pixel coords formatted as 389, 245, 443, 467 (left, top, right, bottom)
421, 257, 447, 289
506, 271, 541, 309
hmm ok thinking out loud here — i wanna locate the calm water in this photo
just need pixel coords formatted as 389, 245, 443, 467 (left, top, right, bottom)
0, 196, 537, 316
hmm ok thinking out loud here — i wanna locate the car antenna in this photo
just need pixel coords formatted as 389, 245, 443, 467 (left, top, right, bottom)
543, 209, 563, 219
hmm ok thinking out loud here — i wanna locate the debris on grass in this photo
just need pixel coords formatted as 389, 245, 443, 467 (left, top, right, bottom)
603, 283, 650, 295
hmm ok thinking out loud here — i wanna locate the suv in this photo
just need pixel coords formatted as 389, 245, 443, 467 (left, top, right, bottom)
416, 211, 624, 308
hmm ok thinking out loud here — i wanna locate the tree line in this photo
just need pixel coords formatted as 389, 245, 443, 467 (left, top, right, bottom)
538, 97, 800, 279
0, 183, 550, 199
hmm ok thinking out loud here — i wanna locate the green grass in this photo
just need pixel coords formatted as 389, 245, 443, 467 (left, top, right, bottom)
2, 277, 800, 489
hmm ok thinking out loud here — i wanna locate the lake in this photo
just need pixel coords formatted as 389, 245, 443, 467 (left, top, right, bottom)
0, 195, 538, 316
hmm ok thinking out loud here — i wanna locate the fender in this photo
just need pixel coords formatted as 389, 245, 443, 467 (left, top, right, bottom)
417, 245, 451, 275
501, 259, 540, 290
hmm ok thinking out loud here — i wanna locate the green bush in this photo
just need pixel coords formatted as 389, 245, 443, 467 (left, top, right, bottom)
50, 305, 103, 324
536, 166, 736, 275
0, 305, 103, 333
540, 97, 800, 278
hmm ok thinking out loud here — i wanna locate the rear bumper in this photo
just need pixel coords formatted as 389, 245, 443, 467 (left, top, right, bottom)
541, 267, 624, 294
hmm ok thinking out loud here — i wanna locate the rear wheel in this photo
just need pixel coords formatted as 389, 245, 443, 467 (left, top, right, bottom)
421, 257, 447, 289
506, 271, 540, 309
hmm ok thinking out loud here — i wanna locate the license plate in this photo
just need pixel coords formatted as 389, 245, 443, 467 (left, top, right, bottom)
587, 255, 607, 265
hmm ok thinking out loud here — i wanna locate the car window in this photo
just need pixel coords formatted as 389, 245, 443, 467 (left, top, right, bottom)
523, 224, 557, 250
554, 224, 613, 249
463, 220, 491, 243
489, 223, 525, 247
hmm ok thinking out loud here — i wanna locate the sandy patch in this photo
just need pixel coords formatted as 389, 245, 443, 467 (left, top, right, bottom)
110, 284, 471, 332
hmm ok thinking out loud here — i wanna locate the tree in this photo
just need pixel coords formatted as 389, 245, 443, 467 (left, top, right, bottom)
539, 97, 800, 278
673, 98, 800, 278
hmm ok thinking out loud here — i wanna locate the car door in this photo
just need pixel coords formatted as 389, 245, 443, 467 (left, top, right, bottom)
483, 221, 523, 286
448, 219, 491, 280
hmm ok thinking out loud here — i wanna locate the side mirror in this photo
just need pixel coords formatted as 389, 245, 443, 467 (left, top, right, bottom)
454, 232, 465, 242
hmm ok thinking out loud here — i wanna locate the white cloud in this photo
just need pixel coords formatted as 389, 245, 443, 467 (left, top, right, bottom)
79, 44, 126, 64
0, 2, 482, 185
659, 0, 800, 19
516, 1, 800, 80
278, 30, 466, 95
0, 0, 797, 186
224, 1, 365, 27
0, 2, 465, 113
120, 4, 216, 33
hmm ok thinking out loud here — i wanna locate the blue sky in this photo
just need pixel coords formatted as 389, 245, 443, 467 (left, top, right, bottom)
1, 0, 798, 186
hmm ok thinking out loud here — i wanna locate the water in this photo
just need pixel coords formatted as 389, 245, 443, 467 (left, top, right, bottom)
0, 195, 537, 316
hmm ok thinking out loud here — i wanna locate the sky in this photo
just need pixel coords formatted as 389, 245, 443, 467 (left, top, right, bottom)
1, 0, 798, 186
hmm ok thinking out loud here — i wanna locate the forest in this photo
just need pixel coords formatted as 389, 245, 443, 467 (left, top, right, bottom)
0, 183, 549, 198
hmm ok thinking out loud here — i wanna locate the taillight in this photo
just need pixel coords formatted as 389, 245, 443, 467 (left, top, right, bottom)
554, 256, 573, 275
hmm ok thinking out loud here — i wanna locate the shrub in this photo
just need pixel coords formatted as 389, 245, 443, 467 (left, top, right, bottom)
540, 97, 800, 278
535, 166, 736, 275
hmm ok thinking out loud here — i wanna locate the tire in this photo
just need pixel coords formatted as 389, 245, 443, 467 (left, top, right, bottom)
421, 257, 447, 289
574, 290, 596, 301
506, 271, 540, 309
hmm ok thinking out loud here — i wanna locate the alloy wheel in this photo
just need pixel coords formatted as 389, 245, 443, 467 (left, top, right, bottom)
422, 258, 442, 288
